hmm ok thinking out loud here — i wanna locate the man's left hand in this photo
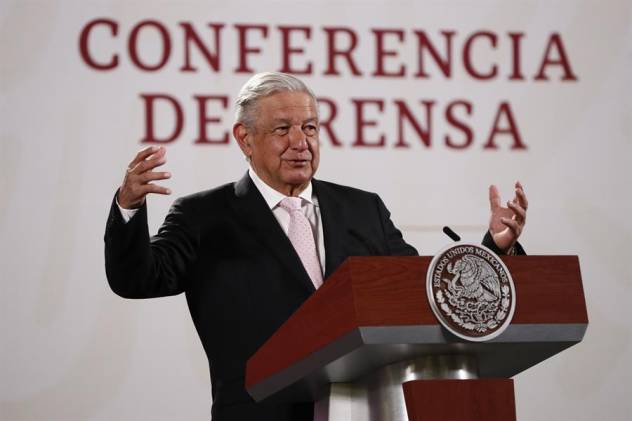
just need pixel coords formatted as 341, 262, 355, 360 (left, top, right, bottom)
488, 181, 528, 253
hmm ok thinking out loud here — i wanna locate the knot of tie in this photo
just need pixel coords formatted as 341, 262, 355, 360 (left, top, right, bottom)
279, 197, 303, 213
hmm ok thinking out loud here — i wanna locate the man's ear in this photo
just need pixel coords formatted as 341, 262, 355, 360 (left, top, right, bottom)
233, 123, 252, 158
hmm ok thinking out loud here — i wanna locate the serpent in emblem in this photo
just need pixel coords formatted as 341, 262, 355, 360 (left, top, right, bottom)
444, 255, 501, 302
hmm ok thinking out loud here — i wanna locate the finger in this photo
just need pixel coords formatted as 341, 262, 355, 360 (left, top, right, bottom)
501, 217, 522, 237
148, 145, 166, 160
128, 146, 160, 169
507, 201, 526, 222
141, 183, 171, 196
515, 183, 528, 211
489, 185, 501, 211
128, 147, 166, 173
130, 153, 167, 175
139, 170, 171, 184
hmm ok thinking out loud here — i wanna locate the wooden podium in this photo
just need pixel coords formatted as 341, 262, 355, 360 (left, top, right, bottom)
245, 256, 588, 421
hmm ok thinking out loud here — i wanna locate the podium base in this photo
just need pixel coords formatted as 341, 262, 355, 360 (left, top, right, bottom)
314, 355, 479, 421
403, 379, 516, 421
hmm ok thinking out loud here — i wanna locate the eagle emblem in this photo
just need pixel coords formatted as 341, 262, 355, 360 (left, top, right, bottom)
426, 243, 516, 341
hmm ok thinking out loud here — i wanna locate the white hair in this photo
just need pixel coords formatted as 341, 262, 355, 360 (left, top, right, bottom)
235, 72, 317, 130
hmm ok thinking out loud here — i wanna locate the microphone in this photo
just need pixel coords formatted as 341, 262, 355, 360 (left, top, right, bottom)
442, 226, 461, 242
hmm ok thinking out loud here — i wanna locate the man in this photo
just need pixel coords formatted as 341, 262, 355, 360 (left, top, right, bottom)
105, 72, 527, 420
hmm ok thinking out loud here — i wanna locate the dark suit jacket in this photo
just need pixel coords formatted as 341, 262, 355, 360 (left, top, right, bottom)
104, 173, 419, 420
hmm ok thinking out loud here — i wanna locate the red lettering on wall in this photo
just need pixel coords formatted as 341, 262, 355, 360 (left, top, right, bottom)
352, 99, 386, 147
393, 100, 434, 148
278, 26, 313, 75
193, 95, 229, 144
445, 100, 474, 149
372, 29, 406, 77
141, 94, 184, 143
129, 20, 171, 71
234, 24, 269, 73
179, 22, 224, 72
484, 102, 526, 150
317, 97, 343, 147
78, 18, 119, 70
463, 31, 498, 80
534, 33, 578, 81
322, 27, 362, 76
508, 32, 525, 81
414, 30, 455, 78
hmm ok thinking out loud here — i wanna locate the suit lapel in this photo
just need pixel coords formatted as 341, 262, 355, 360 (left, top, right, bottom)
312, 179, 347, 279
231, 173, 316, 295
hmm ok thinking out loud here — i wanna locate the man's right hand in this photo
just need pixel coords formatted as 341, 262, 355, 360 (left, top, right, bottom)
117, 146, 171, 209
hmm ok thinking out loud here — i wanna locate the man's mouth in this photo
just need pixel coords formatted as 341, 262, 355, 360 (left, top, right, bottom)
285, 159, 310, 167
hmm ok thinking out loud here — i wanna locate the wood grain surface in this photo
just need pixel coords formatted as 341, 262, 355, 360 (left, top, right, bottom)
246, 256, 587, 389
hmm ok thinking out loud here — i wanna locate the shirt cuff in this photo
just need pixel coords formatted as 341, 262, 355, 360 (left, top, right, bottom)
116, 197, 139, 223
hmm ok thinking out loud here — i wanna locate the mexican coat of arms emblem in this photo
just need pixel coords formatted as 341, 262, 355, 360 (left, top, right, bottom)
426, 243, 516, 341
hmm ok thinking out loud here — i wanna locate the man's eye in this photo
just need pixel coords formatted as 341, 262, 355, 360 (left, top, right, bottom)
303, 125, 318, 134
274, 127, 289, 134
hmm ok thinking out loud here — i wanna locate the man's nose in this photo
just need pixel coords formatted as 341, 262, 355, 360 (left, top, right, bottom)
288, 126, 308, 150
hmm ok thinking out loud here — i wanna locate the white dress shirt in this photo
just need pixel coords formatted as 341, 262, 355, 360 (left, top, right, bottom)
117, 168, 327, 273
247, 168, 326, 273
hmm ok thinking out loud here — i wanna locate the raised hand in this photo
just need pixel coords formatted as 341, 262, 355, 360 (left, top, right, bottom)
488, 181, 528, 253
117, 146, 171, 209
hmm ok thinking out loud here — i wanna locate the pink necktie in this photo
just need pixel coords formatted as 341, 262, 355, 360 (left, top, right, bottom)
279, 197, 323, 289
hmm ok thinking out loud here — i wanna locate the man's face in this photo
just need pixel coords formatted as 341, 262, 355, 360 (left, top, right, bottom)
237, 91, 320, 196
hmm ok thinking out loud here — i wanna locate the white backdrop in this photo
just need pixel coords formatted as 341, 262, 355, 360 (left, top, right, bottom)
1, 0, 631, 420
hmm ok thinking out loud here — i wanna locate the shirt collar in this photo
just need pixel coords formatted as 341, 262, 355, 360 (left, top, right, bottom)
248, 167, 315, 210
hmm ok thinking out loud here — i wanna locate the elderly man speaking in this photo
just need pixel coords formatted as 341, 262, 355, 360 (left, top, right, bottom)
104, 72, 528, 420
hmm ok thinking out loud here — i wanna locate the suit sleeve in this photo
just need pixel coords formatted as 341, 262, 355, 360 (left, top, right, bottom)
104, 192, 198, 298
374, 194, 419, 256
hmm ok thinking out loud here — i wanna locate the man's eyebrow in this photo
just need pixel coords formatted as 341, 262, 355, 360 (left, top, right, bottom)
270, 117, 318, 125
